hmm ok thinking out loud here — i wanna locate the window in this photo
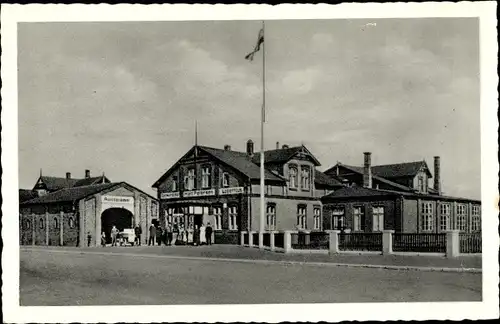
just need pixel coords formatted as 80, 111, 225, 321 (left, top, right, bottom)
300, 166, 310, 190
222, 172, 230, 188
372, 206, 385, 232
471, 205, 481, 232
296, 206, 307, 229
289, 166, 298, 189
24, 219, 31, 230
39, 218, 45, 229
213, 207, 222, 230
266, 204, 276, 230
172, 176, 178, 191
54, 217, 59, 229
439, 203, 450, 231
201, 165, 211, 188
69, 217, 75, 229
228, 206, 238, 230
353, 207, 364, 232
313, 207, 321, 230
456, 204, 467, 232
418, 177, 424, 192
184, 168, 195, 190
421, 202, 433, 232
332, 208, 345, 230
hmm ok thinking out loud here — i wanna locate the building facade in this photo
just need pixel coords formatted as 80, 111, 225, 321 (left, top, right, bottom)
321, 153, 481, 233
152, 141, 342, 241
20, 172, 159, 247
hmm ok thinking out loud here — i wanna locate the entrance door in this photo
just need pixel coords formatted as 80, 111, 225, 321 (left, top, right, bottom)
101, 208, 133, 243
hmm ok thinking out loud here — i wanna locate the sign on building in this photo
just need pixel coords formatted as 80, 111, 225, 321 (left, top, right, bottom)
183, 189, 216, 198
219, 187, 244, 195
160, 192, 180, 199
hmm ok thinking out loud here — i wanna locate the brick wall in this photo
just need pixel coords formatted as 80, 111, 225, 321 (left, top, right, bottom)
63, 212, 79, 246
19, 214, 33, 245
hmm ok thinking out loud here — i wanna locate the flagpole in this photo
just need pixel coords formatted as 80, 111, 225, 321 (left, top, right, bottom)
259, 20, 266, 249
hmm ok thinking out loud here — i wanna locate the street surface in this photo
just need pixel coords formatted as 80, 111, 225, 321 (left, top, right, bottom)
20, 247, 481, 305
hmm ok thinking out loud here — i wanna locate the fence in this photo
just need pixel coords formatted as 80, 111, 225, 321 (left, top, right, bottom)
339, 233, 382, 251
239, 230, 478, 258
392, 233, 446, 253
459, 233, 482, 253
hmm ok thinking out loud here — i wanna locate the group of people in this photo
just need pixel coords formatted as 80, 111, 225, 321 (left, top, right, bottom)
99, 222, 214, 247
147, 222, 213, 246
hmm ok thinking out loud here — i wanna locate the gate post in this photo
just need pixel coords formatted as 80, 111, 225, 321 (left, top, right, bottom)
446, 230, 460, 258
326, 230, 340, 254
382, 230, 394, 255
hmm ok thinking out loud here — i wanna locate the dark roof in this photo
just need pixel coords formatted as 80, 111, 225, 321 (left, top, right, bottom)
22, 183, 118, 205
322, 186, 399, 200
19, 189, 38, 203
252, 146, 321, 166
371, 161, 432, 179
199, 146, 285, 182
322, 185, 480, 204
314, 170, 343, 188
334, 164, 415, 192
73, 176, 110, 187
35, 176, 79, 191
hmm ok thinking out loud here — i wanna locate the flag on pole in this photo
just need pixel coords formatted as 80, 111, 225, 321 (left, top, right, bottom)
245, 28, 264, 61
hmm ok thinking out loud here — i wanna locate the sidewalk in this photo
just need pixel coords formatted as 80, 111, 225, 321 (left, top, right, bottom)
23, 244, 482, 271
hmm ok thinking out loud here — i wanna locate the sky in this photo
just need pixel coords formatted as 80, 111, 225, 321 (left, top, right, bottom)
17, 18, 480, 199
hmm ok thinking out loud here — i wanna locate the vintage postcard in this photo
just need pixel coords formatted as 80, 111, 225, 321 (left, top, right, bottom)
1, 2, 498, 323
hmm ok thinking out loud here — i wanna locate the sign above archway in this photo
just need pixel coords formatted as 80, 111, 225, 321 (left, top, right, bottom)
101, 195, 134, 214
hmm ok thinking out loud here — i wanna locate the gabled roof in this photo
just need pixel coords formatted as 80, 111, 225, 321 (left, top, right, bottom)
34, 176, 79, 191
73, 176, 110, 187
22, 183, 118, 205
21, 182, 158, 205
371, 161, 432, 179
198, 146, 285, 182
152, 145, 286, 188
252, 145, 321, 166
19, 189, 38, 203
314, 170, 344, 188
328, 163, 415, 192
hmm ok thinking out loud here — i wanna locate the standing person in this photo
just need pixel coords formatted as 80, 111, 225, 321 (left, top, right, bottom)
111, 225, 119, 247
101, 231, 106, 247
148, 224, 156, 246
165, 224, 173, 246
172, 223, 178, 246
199, 223, 206, 245
87, 231, 92, 247
205, 222, 213, 246
134, 225, 141, 246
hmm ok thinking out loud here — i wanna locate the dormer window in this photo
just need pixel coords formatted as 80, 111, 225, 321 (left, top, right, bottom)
201, 165, 211, 188
300, 166, 310, 190
289, 165, 298, 189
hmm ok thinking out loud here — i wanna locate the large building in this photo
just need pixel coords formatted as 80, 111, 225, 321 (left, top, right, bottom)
19, 170, 159, 247
321, 152, 481, 234
152, 141, 342, 241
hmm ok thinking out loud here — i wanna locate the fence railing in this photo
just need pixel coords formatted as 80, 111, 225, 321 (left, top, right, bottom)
339, 233, 382, 251
460, 233, 482, 253
392, 233, 446, 253
214, 231, 239, 245
239, 230, 478, 258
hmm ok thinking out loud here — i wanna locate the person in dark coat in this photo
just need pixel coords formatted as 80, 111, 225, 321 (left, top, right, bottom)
156, 226, 163, 246
165, 224, 173, 246
134, 226, 142, 246
205, 222, 213, 245
193, 225, 200, 246
148, 224, 156, 246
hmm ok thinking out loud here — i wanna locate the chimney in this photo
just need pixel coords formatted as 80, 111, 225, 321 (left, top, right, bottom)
363, 152, 372, 188
434, 156, 441, 194
66, 172, 71, 179
224, 145, 231, 151
276, 142, 280, 149
85, 169, 90, 179
282, 144, 289, 149
246, 139, 254, 156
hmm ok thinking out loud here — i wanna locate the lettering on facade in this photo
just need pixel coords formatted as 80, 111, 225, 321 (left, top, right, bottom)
102, 196, 134, 204
183, 189, 216, 198
160, 192, 180, 199
219, 187, 244, 195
